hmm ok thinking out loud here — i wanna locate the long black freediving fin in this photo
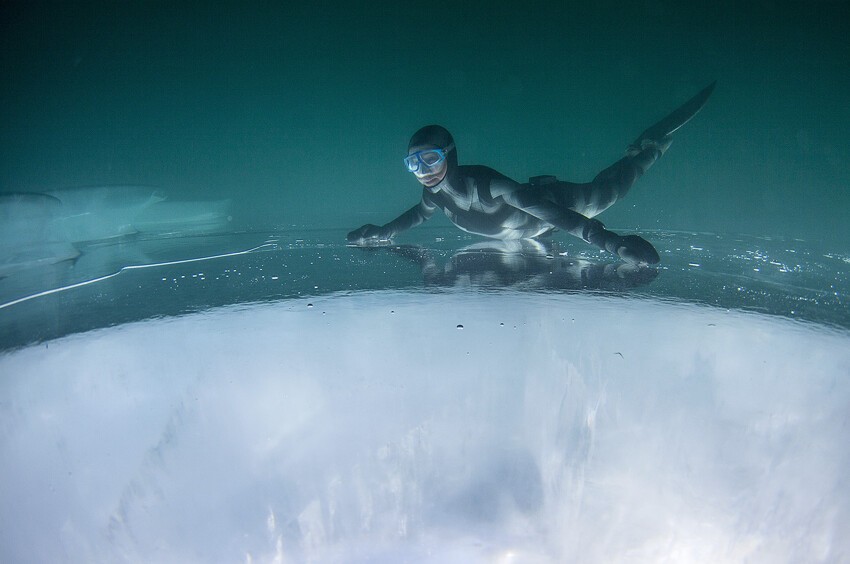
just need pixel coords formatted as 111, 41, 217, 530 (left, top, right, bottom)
631, 81, 716, 146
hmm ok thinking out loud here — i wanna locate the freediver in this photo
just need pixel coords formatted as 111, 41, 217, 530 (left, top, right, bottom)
347, 82, 716, 265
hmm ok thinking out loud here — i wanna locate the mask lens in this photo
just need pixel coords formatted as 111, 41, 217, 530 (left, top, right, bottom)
419, 150, 442, 166
403, 155, 419, 172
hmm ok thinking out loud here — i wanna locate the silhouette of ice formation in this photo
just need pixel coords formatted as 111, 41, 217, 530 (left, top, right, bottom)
0, 186, 232, 276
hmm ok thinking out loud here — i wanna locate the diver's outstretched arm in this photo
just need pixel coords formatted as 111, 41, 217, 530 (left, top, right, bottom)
347, 197, 436, 243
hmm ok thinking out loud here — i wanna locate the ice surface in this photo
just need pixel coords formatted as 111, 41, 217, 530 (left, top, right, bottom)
46, 186, 166, 242
1, 292, 848, 563
0, 187, 234, 276
0, 193, 80, 276
132, 199, 233, 235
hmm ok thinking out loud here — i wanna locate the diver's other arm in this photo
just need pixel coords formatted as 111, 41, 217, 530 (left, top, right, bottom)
502, 188, 660, 264
347, 199, 436, 243
346, 223, 388, 242
582, 218, 660, 265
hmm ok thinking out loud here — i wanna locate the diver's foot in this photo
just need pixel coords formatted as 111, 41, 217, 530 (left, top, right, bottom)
624, 81, 716, 167
625, 135, 673, 174
625, 135, 673, 158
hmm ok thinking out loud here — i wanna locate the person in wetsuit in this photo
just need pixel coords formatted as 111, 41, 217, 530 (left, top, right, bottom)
347, 82, 716, 265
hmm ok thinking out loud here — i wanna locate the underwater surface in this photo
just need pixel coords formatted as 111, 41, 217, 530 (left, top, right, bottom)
1, 1, 849, 562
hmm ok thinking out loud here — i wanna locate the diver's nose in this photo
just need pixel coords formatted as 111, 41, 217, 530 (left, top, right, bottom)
413, 162, 433, 178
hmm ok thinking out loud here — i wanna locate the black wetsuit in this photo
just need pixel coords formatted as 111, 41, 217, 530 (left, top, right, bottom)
385, 154, 658, 256
348, 83, 715, 265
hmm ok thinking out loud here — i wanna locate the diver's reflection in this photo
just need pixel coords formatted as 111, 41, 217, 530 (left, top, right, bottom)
368, 239, 658, 291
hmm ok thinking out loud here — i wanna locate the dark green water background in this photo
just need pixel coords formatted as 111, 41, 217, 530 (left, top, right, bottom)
2, 1, 848, 244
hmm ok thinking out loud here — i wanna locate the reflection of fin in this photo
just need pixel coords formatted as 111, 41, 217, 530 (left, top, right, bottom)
631, 81, 716, 146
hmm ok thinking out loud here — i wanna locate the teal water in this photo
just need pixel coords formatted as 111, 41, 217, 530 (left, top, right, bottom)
2, 1, 849, 242
2, 2, 850, 562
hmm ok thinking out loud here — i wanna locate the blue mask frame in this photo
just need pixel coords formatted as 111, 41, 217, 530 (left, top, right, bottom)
403, 143, 455, 172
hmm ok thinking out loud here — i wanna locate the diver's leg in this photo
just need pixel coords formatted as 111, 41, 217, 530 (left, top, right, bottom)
544, 83, 716, 264
543, 139, 667, 220
541, 132, 671, 218
571, 81, 716, 217
586, 136, 672, 213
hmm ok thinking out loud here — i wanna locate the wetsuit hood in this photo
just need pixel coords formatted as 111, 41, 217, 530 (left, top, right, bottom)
408, 125, 458, 170
408, 125, 458, 192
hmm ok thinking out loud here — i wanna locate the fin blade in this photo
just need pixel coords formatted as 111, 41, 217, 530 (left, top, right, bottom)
632, 81, 716, 145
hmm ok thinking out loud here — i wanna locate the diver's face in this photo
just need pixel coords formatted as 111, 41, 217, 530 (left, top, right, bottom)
407, 144, 449, 188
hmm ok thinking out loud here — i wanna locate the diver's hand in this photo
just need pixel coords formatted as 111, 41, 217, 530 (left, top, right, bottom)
611, 234, 660, 265
347, 224, 391, 243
